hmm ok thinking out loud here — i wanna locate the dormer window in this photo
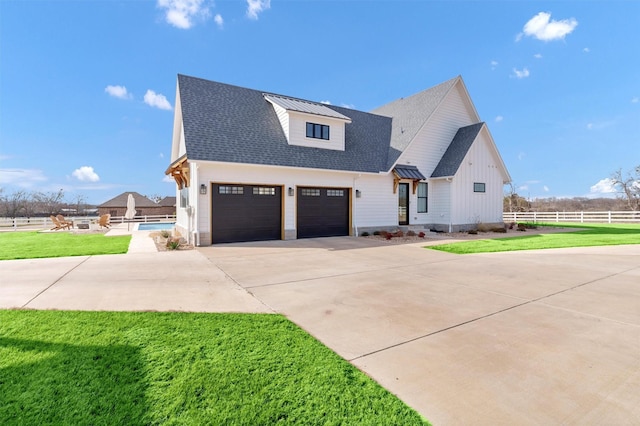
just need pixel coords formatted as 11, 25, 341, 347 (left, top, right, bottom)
306, 122, 330, 140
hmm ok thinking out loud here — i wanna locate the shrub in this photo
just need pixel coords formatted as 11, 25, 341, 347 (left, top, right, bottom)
373, 230, 381, 236
360, 231, 370, 237
385, 233, 393, 240
477, 223, 490, 232
406, 230, 416, 237
166, 238, 181, 250
160, 230, 171, 238
418, 231, 425, 238
517, 223, 527, 232
468, 229, 478, 234
491, 227, 507, 233
394, 230, 404, 237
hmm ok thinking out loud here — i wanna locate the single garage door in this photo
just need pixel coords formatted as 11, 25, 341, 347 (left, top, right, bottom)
212, 184, 281, 244
297, 187, 350, 239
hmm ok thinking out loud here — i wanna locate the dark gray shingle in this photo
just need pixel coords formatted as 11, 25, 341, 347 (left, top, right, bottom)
431, 123, 484, 178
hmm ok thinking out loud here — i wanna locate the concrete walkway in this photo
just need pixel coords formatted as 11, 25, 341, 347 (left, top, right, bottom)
1, 231, 639, 424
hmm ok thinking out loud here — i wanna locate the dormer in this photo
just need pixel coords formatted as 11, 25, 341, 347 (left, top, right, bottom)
264, 94, 352, 151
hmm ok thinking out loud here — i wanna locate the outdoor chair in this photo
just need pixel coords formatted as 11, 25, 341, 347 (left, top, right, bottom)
98, 214, 111, 229
50, 215, 71, 231
57, 214, 74, 228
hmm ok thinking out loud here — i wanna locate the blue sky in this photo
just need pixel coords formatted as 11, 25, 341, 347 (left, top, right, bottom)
1, 0, 638, 205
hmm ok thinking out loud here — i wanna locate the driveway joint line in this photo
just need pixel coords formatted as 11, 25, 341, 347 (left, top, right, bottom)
350, 267, 637, 362
21, 256, 92, 308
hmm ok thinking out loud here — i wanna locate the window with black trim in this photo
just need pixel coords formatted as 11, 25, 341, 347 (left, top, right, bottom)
474, 182, 486, 193
253, 187, 276, 196
219, 186, 244, 195
327, 189, 344, 197
417, 182, 428, 213
306, 122, 330, 140
301, 188, 320, 196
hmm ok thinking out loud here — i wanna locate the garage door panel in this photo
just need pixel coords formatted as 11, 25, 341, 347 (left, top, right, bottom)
297, 187, 349, 239
212, 184, 281, 244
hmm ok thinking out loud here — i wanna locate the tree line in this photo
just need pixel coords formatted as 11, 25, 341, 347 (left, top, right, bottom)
0, 189, 93, 218
505, 166, 640, 212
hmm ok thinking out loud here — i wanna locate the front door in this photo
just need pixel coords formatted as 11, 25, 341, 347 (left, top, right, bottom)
398, 183, 409, 225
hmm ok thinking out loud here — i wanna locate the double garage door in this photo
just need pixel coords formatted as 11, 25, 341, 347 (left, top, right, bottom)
211, 184, 349, 244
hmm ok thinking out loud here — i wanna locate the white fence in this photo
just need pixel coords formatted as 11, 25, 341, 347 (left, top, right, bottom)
0, 215, 177, 231
503, 211, 640, 224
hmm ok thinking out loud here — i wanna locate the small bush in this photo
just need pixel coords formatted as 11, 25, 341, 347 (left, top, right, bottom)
379, 231, 389, 238
509, 222, 516, 230
360, 231, 370, 237
160, 230, 171, 238
406, 230, 416, 237
394, 230, 404, 237
477, 223, 490, 232
517, 223, 527, 232
373, 230, 381, 236
385, 233, 393, 240
491, 227, 507, 233
418, 231, 425, 238
166, 238, 181, 250
468, 229, 478, 235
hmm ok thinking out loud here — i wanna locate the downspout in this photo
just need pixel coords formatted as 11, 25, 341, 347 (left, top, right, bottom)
446, 177, 453, 233
193, 162, 200, 246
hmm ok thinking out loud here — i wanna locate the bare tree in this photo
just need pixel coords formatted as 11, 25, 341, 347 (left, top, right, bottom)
32, 189, 65, 215
503, 183, 530, 212
0, 190, 29, 218
610, 167, 640, 211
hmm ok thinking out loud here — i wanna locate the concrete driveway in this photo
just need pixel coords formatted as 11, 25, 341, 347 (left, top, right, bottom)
1, 233, 638, 424
197, 237, 640, 425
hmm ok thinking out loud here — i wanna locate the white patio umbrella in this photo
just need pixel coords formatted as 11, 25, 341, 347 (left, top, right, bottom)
125, 193, 136, 230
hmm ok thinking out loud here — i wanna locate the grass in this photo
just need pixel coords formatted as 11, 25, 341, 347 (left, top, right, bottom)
0, 310, 429, 425
0, 231, 131, 260
429, 223, 640, 254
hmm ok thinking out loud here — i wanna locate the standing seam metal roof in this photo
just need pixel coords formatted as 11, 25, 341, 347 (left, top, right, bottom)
264, 94, 352, 121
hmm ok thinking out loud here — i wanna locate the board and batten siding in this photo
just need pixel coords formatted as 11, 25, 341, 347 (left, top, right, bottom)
270, 102, 291, 141
450, 131, 505, 226
429, 180, 452, 229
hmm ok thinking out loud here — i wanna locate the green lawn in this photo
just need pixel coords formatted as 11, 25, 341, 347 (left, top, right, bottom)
429, 223, 640, 254
0, 231, 131, 260
0, 310, 428, 425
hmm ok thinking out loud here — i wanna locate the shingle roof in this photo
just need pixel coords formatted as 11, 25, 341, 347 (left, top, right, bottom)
371, 76, 460, 169
98, 192, 158, 208
264, 94, 351, 121
431, 123, 484, 178
178, 74, 392, 173
158, 196, 176, 207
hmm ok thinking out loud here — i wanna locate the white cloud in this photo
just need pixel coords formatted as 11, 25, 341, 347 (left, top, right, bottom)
632, 97, 639, 103
586, 120, 615, 131
72, 166, 100, 182
246, 0, 270, 20
517, 152, 525, 160
157, 0, 210, 29
533, 53, 542, 59
590, 178, 617, 194
144, 90, 173, 110
587, 123, 593, 130
214, 13, 223, 28
583, 47, 590, 53
518, 185, 529, 191
543, 185, 549, 192
490, 60, 498, 70
495, 115, 504, 122
341, 103, 355, 109
320, 100, 332, 105
105, 85, 132, 99
512, 67, 530, 79
519, 12, 578, 42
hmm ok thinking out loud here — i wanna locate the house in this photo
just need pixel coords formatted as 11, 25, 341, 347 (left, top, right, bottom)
98, 192, 174, 218
166, 74, 511, 245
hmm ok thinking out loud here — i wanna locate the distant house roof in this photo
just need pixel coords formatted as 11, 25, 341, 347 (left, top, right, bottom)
431, 123, 484, 178
264, 94, 351, 121
98, 192, 158, 208
158, 196, 176, 207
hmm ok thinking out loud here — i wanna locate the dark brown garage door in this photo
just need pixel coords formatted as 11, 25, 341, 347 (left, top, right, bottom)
297, 187, 350, 239
212, 184, 281, 244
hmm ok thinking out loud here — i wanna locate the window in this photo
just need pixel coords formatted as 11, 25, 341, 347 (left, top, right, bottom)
327, 189, 344, 197
219, 186, 244, 195
180, 187, 189, 207
306, 122, 330, 140
474, 182, 486, 193
417, 182, 428, 213
253, 187, 276, 196
301, 188, 320, 196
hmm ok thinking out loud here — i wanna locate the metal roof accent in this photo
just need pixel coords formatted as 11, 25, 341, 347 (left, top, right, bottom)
393, 164, 427, 180
264, 94, 352, 121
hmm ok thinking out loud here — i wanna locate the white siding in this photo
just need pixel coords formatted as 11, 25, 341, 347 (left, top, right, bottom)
450, 129, 505, 225
271, 102, 290, 141
430, 180, 451, 228
287, 111, 346, 151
